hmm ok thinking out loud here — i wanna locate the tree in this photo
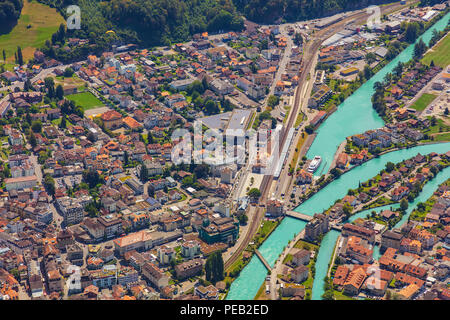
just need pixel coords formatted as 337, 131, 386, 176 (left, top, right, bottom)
181, 175, 194, 187
202, 77, 208, 91
247, 188, 261, 199
31, 120, 42, 133
59, 115, 67, 129
413, 38, 427, 60
205, 251, 224, 283
400, 198, 408, 211
430, 116, 437, 126
45, 77, 55, 99
85, 202, 99, 217
365, 52, 376, 65
23, 79, 32, 92
238, 213, 248, 225
64, 67, 74, 77
363, 65, 373, 80
205, 259, 212, 281
373, 81, 384, 93
305, 125, 314, 134
342, 203, 353, 220
124, 151, 129, 166
140, 165, 149, 182
17, 46, 23, 66
29, 132, 37, 148
267, 95, 279, 108
43, 174, 55, 196
405, 22, 420, 43
56, 84, 64, 100
83, 168, 102, 188
193, 164, 210, 179
294, 32, 303, 45
393, 62, 403, 78
322, 290, 334, 300
385, 162, 395, 173
330, 168, 341, 178
204, 99, 219, 115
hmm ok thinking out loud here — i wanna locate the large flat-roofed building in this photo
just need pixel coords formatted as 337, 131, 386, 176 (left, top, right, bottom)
210, 79, 234, 95
199, 217, 239, 244
125, 178, 144, 195
170, 78, 195, 91
113, 229, 182, 256
4, 175, 38, 191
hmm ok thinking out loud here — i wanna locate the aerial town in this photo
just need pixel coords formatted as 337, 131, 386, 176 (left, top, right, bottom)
0, 0, 449, 302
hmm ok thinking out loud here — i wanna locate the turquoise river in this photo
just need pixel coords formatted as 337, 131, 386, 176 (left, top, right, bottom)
306, 11, 450, 175
226, 11, 450, 300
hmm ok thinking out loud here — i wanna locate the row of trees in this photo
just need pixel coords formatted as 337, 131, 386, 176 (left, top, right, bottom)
234, 0, 392, 24
205, 251, 224, 283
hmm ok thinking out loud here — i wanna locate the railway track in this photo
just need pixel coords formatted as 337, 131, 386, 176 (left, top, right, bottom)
223, 1, 414, 272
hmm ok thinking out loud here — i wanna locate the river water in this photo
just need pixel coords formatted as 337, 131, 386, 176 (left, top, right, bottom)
226, 11, 450, 300
311, 165, 449, 300
305, 12, 450, 175
227, 143, 450, 300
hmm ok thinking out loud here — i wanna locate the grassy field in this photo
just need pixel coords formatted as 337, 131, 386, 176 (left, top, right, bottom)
433, 132, 450, 142
54, 75, 87, 90
290, 132, 308, 173
422, 32, 450, 68
0, 1, 64, 63
66, 92, 105, 111
410, 93, 437, 112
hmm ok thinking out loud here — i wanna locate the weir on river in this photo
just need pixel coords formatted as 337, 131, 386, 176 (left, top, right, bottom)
226, 11, 450, 301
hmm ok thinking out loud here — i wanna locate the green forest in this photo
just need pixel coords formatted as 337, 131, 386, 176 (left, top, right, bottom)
36, 0, 244, 47
0, 0, 23, 30
14, 0, 446, 63
233, 0, 393, 23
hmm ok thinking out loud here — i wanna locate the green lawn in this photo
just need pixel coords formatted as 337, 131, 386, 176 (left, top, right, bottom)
433, 132, 450, 142
0, 1, 64, 63
66, 92, 105, 111
422, 33, 450, 68
333, 290, 356, 300
410, 93, 437, 112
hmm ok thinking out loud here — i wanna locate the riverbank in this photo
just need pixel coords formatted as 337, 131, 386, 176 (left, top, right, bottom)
297, 140, 448, 209
314, 164, 450, 300
223, 218, 281, 297
305, 11, 450, 176
226, 12, 450, 300
227, 143, 450, 300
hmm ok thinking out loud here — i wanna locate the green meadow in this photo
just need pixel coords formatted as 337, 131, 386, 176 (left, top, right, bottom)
0, 1, 64, 63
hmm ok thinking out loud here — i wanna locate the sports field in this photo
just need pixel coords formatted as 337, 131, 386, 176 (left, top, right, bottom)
422, 32, 450, 68
66, 92, 105, 111
0, 1, 64, 63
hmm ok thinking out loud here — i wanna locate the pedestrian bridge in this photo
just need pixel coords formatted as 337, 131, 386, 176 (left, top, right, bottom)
285, 211, 313, 222
254, 249, 272, 271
